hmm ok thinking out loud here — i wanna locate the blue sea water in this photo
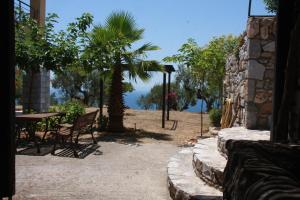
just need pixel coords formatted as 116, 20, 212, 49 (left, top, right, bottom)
124, 90, 207, 112
51, 88, 206, 113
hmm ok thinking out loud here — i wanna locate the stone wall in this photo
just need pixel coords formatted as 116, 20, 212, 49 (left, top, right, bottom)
224, 17, 276, 130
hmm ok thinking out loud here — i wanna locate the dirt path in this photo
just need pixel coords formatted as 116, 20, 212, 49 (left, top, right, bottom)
91, 108, 211, 146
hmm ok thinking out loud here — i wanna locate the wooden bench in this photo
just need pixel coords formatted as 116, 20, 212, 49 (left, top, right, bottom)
51, 110, 98, 158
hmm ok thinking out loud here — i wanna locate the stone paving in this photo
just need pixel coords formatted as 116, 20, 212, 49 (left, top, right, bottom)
14, 142, 178, 200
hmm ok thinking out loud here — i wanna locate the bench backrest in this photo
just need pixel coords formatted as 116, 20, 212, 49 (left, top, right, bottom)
73, 110, 98, 131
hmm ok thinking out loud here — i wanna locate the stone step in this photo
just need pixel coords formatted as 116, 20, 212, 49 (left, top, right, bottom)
208, 127, 220, 136
167, 148, 222, 200
217, 127, 270, 158
193, 137, 226, 189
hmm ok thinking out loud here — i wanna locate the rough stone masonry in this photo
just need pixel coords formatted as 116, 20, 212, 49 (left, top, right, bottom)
224, 17, 276, 130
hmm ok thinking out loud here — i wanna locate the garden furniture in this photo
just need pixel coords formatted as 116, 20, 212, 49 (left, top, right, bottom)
51, 110, 98, 158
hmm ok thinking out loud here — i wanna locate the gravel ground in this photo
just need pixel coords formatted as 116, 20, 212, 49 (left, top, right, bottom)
14, 142, 178, 200
13, 108, 209, 200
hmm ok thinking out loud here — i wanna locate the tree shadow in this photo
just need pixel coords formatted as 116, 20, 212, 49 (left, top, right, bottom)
96, 128, 173, 144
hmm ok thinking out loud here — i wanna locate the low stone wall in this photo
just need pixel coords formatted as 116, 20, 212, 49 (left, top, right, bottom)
224, 17, 276, 129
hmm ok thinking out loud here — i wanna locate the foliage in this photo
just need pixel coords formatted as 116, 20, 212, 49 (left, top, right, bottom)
56, 100, 86, 123
15, 68, 23, 103
137, 81, 197, 111
174, 65, 198, 110
208, 108, 222, 127
50, 92, 59, 106
88, 11, 162, 131
164, 35, 239, 111
15, 9, 93, 112
263, 0, 279, 13
52, 67, 135, 106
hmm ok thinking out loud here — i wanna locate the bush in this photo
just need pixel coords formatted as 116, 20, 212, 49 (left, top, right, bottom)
58, 100, 86, 123
209, 108, 222, 127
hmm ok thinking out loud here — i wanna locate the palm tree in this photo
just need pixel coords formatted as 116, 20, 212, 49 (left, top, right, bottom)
90, 11, 161, 132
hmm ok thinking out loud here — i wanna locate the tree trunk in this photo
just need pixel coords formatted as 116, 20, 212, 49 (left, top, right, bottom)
206, 100, 213, 112
107, 64, 124, 132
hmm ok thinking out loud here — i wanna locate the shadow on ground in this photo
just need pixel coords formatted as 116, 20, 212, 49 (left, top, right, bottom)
16, 138, 101, 158
95, 128, 173, 144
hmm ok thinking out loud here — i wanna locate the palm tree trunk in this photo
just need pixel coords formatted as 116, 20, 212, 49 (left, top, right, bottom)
107, 64, 124, 132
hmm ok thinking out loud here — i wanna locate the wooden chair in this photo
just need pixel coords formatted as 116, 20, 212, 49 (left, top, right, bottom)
51, 110, 98, 158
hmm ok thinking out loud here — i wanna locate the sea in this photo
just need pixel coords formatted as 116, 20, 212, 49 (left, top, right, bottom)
51, 88, 207, 113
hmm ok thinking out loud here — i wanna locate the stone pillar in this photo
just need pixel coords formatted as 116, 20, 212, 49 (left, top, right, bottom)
223, 17, 276, 130
23, 69, 50, 112
245, 17, 276, 129
23, 0, 50, 113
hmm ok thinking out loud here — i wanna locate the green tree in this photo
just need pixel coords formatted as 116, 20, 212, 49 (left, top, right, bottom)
15, 9, 93, 113
137, 80, 197, 111
164, 35, 238, 111
263, 0, 279, 13
52, 66, 135, 106
90, 11, 162, 132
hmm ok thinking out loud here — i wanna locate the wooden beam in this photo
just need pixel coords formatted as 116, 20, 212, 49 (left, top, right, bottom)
167, 72, 171, 120
0, 0, 15, 198
162, 73, 166, 128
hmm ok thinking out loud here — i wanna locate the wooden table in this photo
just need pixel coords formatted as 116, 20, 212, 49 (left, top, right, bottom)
16, 112, 65, 153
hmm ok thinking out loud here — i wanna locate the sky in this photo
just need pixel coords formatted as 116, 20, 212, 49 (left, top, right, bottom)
28, 0, 270, 92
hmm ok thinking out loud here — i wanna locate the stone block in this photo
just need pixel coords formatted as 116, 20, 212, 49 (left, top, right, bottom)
245, 80, 256, 101
264, 70, 274, 79
259, 102, 273, 115
257, 116, 269, 130
264, 80, 273, 90
245, 111, 257, 129
248, 39, 261, 59
255, 90, 269, 104
247, 18, 260, 38
247, 102, 258, 112
263, 41, 276, 52
247, 60, 265, 80
256, 80, 264, 89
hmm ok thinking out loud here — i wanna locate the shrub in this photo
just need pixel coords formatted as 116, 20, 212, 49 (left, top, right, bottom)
209, 108, 222, 127
58, 100, 86, 123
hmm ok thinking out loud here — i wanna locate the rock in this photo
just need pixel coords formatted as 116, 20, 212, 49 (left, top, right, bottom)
263, 41, 276, 52
256, 80, 264, 89
245, 111, 257, 129
254, 90, 269, 104
248, 39, 261, 58
265, 69, 274, 79
247, 18, 260, 38
245, 80, 256, 101
247, 60, 265, 80
259, 102, 272, 115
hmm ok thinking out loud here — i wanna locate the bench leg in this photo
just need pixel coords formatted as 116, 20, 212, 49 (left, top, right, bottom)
70, 137, 79, 158
51, 134, 59, 155
90, 130, 97, 144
